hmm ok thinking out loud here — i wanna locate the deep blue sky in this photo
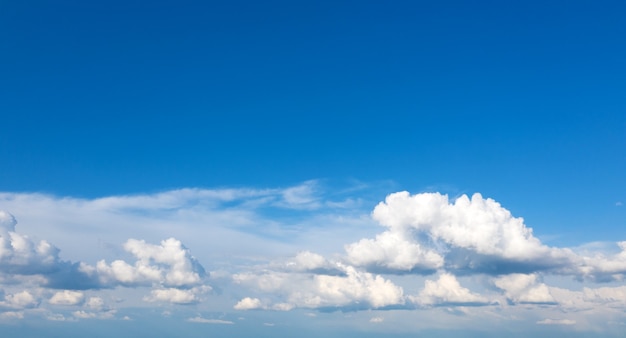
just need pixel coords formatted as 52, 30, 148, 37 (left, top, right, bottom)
1, 1, 625, 235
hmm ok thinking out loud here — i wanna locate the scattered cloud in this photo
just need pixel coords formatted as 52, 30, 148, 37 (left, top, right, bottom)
410, 273, 490, 306
234, 297, 263, 310
0, 290, 39, 309
234, 262, 404, 311
95, 238, 206, 288
493, 274, 555, 304
187, 316, 234, 324
49, 290, 84, 306
369, 316, 384, 323
537, 318, 576, 325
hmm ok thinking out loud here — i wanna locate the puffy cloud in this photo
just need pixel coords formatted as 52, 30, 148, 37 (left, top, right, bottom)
410, 273, 489, 306
301, 264, 404, 309
582, 285, 626, 304
85, 297, 105, 311
345, 231, 443, 272
0, 211, 62, 275
234, 297, 263, 310
144, 288, 198, 304
69, 296, 116, 320
290, 251, 327, 271
0, 290, 39, 309
493, 274, 555, 304
578, 241, 626, 281
234, 263, 404, 311
96, 238, 205, 288
348, 192, 575, 274
49, 290, 84, 305
144, 285, 210, 305
72, 309, 116, 319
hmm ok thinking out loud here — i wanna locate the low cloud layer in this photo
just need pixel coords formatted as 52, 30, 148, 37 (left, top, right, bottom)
1, 186, 626, 334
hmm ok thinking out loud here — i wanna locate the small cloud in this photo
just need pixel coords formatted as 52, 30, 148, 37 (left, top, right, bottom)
234, 297, 263, 310
263, 322, 275, 326
537, 318, 576, 325
369, 317, 384, 323
143, 288, 199, 304
122, 316, 132, 321
49, 290, 84, 306
616, 202, 623, 207
187, 317, 234, 324
46, 313, 66, 321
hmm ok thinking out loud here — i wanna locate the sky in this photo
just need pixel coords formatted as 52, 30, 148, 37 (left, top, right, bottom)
0, 0, 625, 336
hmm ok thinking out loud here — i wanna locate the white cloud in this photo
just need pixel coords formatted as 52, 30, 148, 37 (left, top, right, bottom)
96, 238, 205, 288
582, 285, 626, 304
359, 192, 574, 274
345, 230, 444, 272
411, 273, 489, 306
290, 251, 327, 271
49, 290, 84, 305
4, 184, 626, 333
187, 316, 234, 324
46, 313, 67, 321
578, 241, 626, 281
144, 286, 209, 304
370, 316, 384, 323
0, 290, 39, 309
493, 274, 555, 304
537, 318, 576, 325
234, 297, 263, 310
234, 262, 404, 310
0, 211, 62, 275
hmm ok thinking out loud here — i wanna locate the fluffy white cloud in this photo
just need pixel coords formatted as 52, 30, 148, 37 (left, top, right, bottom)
0, 290, 39, 309
578, 241, 626, 281
144, 288, 198, 304
72, 309, 116, 319
582, 285, 626, 304
347, 192, 575, 274
0, 211, 61, 275
346, 230, 444, 272
96, 238, 205, 288
410, 273, 489, 306
234, 297, 263, 310
234, 262, 404, 310
289, 251, 327, 271
49, 290, 84, 305
85, 297, 105, 311
493, 274, 555, 304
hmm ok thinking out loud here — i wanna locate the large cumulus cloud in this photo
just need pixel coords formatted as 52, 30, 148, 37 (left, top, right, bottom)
346, 192, 576, 275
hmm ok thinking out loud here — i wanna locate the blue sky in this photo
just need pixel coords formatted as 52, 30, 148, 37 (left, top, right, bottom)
1, 1, 625, 336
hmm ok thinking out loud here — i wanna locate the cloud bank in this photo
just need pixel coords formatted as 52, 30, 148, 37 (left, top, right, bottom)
1, 185, 626, 334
